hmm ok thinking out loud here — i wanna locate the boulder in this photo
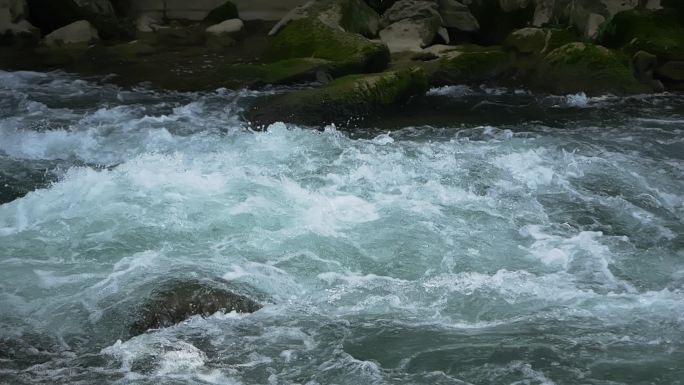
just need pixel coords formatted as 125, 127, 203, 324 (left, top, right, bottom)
129, 279, 262, 337
379, 0, 442, 52
600, 9, 684, 62
656, 61, 684, 82
204, 1, 239, 24
537, 42, 651, 95
205, 18, 243, 35
0, 0, 39, 41
43, 19, 98, 47
632, 50, 664, 92
381, 0, 441, 25
264, 18, 390, 75
228, 58, 333, 86
269, 0, 380, 38
26, 0, 127, 39
503, 27, 546, 54
466, 0, 535, 45
380, 16, 442, 52
437, 0, 479, 31
247, 67, 429, 126
432, 46, 513, 84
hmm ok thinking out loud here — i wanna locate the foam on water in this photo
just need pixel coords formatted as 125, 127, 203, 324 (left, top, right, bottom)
1, 71, 683, 385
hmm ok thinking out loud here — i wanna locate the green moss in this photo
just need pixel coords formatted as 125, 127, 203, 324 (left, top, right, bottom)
434, 48, 513, 84
247, 67, 429, 126
539, 42, 650, 95
600, 10, 684, 61
204, 1, 239, 24
228, 58, 331, 85
263, 18, 389, 74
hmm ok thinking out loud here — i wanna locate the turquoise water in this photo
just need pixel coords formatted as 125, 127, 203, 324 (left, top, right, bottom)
0, 71, 683, 385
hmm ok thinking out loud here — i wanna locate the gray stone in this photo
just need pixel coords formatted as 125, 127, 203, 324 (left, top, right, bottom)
206, 18, 244, 34
44, 20, 99, 47
0, 0, 39, 39
382, 0, 441, 26
380, 15, 441, 52
437, 0, 479, 31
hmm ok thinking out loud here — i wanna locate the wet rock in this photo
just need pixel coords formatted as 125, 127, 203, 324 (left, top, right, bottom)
536, 42, 650, 95
44, 19, 98, 48
264, 17, 389, 75
129, 279, 262, 337
247, 67, 429, 126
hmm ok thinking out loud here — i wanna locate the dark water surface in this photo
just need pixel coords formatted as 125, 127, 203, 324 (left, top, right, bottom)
1, 71, 683, 385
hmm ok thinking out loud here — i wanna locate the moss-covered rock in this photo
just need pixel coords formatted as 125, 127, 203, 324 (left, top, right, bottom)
537, 42, 651, 95
204, 1, 239, 25
600, 9, 684, 61
227, 58, 332, 86
432, 46, 513, 84
270, 0, 380, 38
246, 67, 429, 126
263, 18, 390, 75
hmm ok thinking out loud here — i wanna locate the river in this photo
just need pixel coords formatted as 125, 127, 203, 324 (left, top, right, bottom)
0, 70, 683, 385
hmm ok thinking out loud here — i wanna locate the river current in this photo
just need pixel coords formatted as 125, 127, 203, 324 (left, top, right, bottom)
0, 70, 683, 385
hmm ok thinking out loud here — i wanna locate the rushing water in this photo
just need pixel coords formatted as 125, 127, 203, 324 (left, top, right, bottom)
0, 70, 683, 385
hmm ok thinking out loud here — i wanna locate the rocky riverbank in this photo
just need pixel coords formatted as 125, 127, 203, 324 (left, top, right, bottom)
2, 0, 683, 125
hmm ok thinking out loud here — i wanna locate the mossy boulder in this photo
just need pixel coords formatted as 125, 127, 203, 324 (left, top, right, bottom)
263, 18, 390, 75
270, 0, 381, 38
537, 42, 651, 95
227, 58, 333, 86
246, 67, 429, 126
432, 46, 514, 84
204, 1, 239, 24
504, 27, 578, 55
600, 9, 684, 62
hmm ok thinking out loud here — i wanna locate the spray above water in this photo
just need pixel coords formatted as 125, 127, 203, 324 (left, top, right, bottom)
0, 71, 683, 385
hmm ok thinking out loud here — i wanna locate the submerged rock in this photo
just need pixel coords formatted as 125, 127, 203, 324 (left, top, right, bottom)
129, 279, 262, 337
247, 67, 429, 126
